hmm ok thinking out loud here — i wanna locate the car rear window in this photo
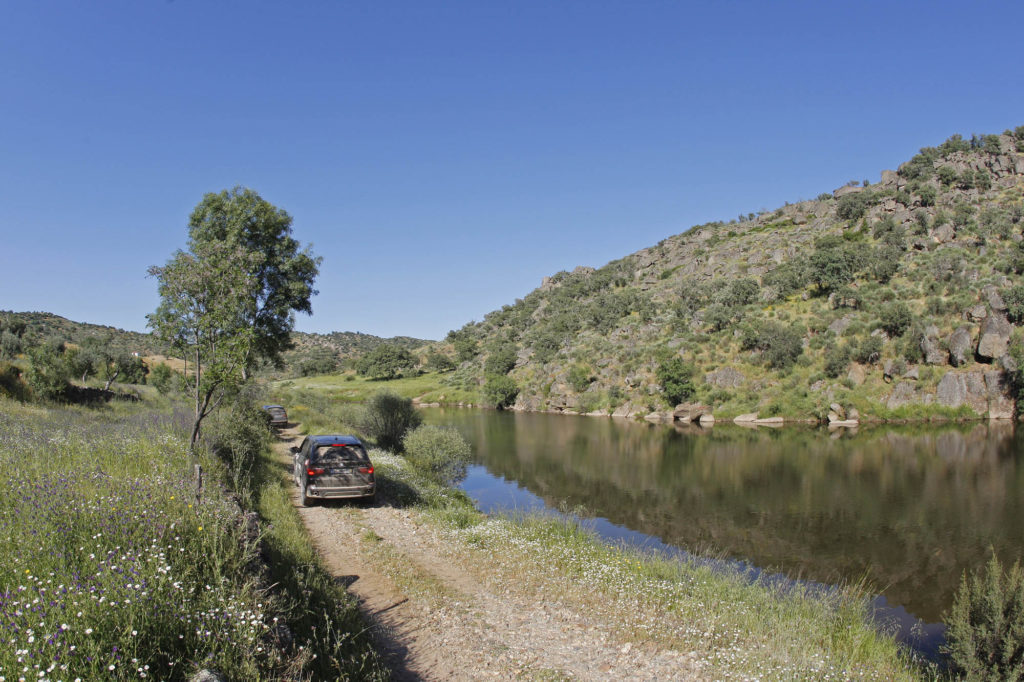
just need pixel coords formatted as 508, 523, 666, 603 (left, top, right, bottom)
313, 445, 368, 464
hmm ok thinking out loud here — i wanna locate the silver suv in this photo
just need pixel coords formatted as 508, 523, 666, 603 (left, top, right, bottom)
291, 435, 376, 505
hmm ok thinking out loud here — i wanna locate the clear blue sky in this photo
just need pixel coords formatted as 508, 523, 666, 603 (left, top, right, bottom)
2, 1, 1022, 340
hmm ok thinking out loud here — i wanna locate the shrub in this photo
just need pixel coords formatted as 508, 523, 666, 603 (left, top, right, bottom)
852, 336, 883, 365
567, 364, 594, 392
360, 391, 422, 452
823, 344, 851, 378
879, 302, 913, 337
836, 192, 873, 221
656, 357, 695, 406
356, 344, 416, 380
403, 425, 473, 486
483, 374, 518, 409
425, 350, 456, 373
944, 552, 1024, 681
0, 330, 21, 360
918, 184, 937, 207
1002, 285, 1024, 324
740, 320, 804, 369
484, 344, 517, 375
150, 363, 176, 394
24, 343, 71, 401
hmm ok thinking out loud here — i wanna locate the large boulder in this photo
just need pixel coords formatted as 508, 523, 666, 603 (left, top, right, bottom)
886, 381, 918, 409
977, 313, 1012, 361
984, 285, 1008, 312
828, 314, 855, 336
921, 327, 946, 365
936, 372, 966, 408
932, 223, 955, 244
704, 367, 745, 389
672, 402, 712, 423
948, 327, 973, 367
986, 371, 1015, 419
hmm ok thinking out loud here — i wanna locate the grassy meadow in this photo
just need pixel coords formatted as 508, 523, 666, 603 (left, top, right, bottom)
271, 370, 479, 408
0, 397, 385, 681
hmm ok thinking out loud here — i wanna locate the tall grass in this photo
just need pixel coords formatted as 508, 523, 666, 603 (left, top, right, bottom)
0, 397, 386, 681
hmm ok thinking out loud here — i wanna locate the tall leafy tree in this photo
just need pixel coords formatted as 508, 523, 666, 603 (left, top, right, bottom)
187, 187, 321, 374
148, 240, 260, 451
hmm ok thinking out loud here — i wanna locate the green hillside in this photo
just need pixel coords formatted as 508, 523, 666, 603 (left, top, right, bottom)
434, 128, 1024, 421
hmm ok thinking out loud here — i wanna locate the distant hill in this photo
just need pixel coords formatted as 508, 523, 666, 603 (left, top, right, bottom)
0, 311, 167, 356
0, 310, 428, 379
435, 127, 1024, 421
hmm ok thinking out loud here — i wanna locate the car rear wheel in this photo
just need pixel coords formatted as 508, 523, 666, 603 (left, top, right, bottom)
299, 481, 314, 507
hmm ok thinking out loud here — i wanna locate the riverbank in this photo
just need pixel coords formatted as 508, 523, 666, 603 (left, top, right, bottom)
280, 410, 932, 680
273, 370, 1020, 426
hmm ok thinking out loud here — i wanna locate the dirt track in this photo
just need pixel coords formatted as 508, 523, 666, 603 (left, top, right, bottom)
276, 426, 701, 681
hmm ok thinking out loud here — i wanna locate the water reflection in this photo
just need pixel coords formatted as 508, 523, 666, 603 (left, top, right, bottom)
424, 408, 1024, 625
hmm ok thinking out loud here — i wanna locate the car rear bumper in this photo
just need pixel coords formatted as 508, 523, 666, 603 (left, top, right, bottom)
307, 484, 375, 499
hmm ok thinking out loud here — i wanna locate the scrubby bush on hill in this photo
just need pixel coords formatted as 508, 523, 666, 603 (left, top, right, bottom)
656, 356, 695, 406
483, 374, 518, 409
356, 343, 417, 380
740, 321, 803, 370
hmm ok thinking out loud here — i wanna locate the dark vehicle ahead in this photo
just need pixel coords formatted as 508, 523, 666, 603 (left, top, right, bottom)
261, 405, 288, 427
291, 435, 375, 505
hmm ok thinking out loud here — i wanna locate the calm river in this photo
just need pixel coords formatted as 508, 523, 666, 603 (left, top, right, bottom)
422, 407, 1024, 652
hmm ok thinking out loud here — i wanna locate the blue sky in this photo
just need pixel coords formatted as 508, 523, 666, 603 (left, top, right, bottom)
2, 1, 1023, 340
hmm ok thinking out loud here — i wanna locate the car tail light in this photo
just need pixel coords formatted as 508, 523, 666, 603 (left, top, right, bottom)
358, 466, 374, 475
306, 467, 325, 476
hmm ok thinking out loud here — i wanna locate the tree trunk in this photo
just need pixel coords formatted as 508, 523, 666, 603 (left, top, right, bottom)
103, 368, 119, 392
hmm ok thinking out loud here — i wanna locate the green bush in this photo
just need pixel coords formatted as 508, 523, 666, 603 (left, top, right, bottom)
879, 302, 913, 337
356, 344, 416, 380
852, 335, 883, 365
484, 344, 517, 375
836, 191, 875, 221
360, 390, 423, 452
1004, 285, 1024, 324
567, 364, 594, 392
483, 374, 519, 409
823, 344, 851, 378
740, 321, 804, 369
25, 343, 71, 402
150, 362, 177, 394
918, 184, 937, 207
403, 424, 473, 486
656, 357, 695, 406
944, 552, 1024, 681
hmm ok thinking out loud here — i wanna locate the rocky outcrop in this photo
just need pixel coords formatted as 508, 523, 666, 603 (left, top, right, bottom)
887, 382, 920, 409
705, 367, 745, 389
977, 313, 1012, 361
936, 370, 1015, 418
921, 325, 946, 365
948, 326, 973, 367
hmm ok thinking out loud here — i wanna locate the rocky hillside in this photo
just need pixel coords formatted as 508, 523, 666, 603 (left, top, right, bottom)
437, 128, 1024, 421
